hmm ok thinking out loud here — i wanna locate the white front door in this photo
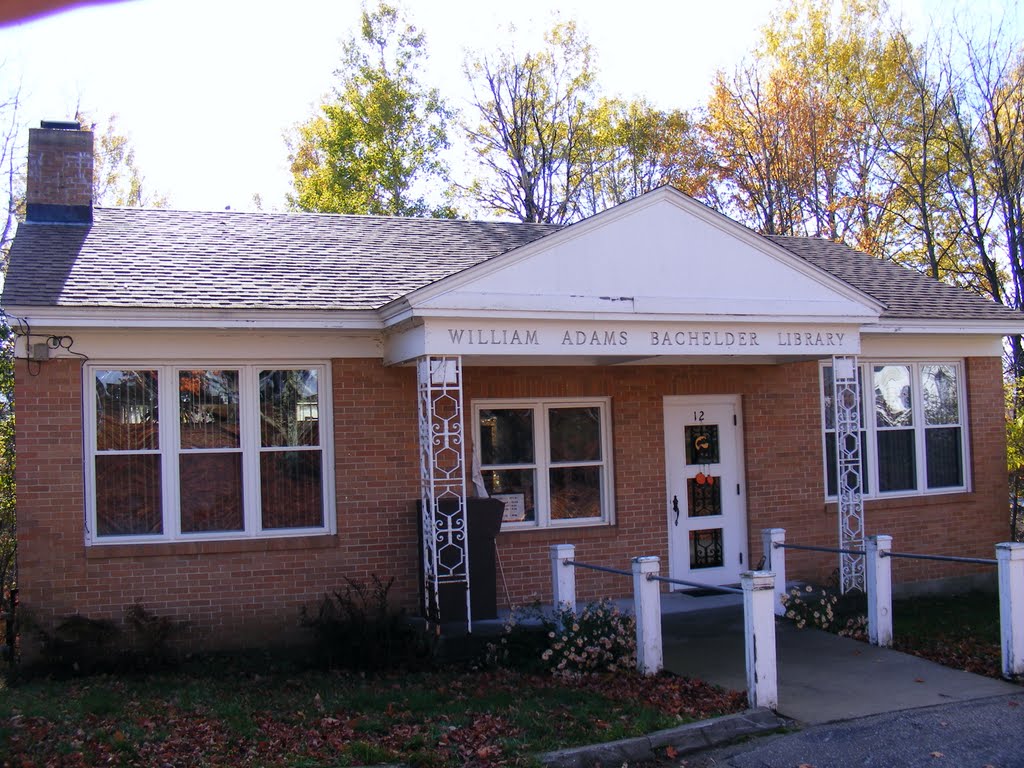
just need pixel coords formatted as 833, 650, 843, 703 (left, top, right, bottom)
664, 396, 747, 587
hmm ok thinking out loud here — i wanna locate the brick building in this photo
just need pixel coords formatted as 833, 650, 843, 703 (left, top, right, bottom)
4, 121, 1023, 650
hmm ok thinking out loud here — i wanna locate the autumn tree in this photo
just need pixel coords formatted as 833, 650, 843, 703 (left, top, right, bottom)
287, 2, 454, 217
463, 21, 599, 224
0, 77, 19, 631
576, 98, 714, 217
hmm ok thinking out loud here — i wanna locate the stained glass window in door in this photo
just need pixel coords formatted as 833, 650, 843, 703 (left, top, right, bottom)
689, 528, 724, 569
687, 478, 722, 517
685, 425, 720, 464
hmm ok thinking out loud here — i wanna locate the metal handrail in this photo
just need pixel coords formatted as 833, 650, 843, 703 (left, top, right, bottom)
564, 559, 743, 594
646, 574, 743, 595
881, 551, 997, 566
774, 542, 866, 556
562, 559, 632, 578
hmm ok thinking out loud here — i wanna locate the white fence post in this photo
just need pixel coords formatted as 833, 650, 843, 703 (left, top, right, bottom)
762, 528, 787, 616
741, 570, 778, 710
632, 556, 663, 676
549, 544, 576, 613
996, 542, 1024, 679
866, 534, 893, 647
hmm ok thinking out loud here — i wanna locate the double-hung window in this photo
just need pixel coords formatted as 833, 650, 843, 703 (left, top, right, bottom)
475, 398, 613, 528
821, 361, 967, 498
88, 364, 333, 543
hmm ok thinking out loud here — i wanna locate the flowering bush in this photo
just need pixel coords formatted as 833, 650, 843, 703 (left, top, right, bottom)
781, 585, 867, 639
488, 599, 637, 678
540, 599, 637, 678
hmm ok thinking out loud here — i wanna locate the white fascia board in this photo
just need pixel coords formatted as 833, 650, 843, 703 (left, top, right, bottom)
868, 319, 1024, 336
388, 306, 878, 326
392, 188, 885, 315
5, 305, 384, 331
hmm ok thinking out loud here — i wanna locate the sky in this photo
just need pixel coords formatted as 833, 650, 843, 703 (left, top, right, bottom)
0, 0, 1014, 214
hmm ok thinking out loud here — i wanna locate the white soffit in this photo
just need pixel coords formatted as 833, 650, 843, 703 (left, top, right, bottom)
396, 189, 882, 323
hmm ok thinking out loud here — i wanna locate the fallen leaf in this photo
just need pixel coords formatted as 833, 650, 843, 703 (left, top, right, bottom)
930, 751, 943, 758
666, 745, 678, 758
914, 678, 926, 683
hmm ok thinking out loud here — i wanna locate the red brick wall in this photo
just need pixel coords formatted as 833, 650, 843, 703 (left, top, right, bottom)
13, 355, 1008, 650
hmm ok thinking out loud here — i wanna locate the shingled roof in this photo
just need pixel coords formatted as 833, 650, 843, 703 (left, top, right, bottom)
1, 208, 558, 311
1, 206, 1019, 324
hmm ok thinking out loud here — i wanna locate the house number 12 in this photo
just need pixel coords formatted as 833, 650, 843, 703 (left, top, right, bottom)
693, 410, 705, 422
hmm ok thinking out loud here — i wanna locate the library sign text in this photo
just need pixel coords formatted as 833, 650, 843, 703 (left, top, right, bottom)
436, 324, 858, 356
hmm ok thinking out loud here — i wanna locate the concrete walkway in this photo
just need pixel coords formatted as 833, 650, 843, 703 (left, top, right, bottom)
661, 601, 1020, 725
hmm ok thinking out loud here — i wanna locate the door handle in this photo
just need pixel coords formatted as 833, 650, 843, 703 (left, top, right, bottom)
672, 495, 680, 526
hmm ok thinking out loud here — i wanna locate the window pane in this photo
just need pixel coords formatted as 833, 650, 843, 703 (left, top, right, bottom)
822, 366, 835, 431
874, 365, 913, 427
95, 370, 159, 451
549, 466, 602, 520
260, 369, 320, 448
479, 409, 534, 465
877, 429, 916, 492
180, 453, 244, 532
926, 427, 963, 488
922, 365, 960, 425
261, 451, 323, 529
95, 454, 162, 535
483, 468, 536, 522
549, 407, 601, 463
179, 370, 240, 449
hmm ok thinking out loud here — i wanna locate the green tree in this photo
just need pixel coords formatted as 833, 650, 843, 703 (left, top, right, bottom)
287, 2, 454, 217
76, 111, 168, 208
463, 20, 597, 224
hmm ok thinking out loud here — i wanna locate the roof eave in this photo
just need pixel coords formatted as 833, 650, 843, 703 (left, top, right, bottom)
3, 305, 385, 331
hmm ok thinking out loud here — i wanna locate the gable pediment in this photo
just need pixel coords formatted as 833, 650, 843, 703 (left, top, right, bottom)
401, 189, 881, 323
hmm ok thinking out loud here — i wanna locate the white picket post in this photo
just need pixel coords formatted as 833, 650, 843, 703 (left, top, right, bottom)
866, 534, 893, 647
741, 570, 778, 710
632, 556, 663, 676
762, 528, 787, 616
996, 542, 1024, 679
549, 544, 576, 614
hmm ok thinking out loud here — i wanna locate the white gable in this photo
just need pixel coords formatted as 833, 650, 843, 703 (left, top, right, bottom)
404, 189, 880, 322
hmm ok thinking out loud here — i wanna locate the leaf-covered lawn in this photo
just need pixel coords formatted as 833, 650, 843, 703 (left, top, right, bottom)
892, 591, 1005, 679
0, 664, 745, 767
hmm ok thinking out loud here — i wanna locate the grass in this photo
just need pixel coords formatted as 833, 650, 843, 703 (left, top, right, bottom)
0, 656, 745, 767
892, 591, 1004, 679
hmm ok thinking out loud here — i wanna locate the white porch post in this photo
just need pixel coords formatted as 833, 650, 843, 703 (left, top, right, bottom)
417, 356, 471, 632
741, 570, 778, 710
632, 556, 663, 676
550, 544, 577, 613
866, 534, 893, 647
762, 528, 787, 616
833, 355, 865, 593
997, 542, 1024, 679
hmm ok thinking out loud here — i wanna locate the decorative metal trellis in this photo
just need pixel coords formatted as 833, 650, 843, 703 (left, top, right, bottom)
833, 355, 865, 593
417, 355, 471, 631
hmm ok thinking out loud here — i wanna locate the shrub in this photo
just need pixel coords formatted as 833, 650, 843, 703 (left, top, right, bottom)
491, 599, 637, 678
782, 584, 868, 639
300, 575, 435, 673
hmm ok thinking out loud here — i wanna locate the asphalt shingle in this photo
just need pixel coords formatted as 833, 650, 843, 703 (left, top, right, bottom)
2, 207, 1019, 325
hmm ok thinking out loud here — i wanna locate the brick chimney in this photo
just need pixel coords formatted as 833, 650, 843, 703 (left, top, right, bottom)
26, 120, 94, 224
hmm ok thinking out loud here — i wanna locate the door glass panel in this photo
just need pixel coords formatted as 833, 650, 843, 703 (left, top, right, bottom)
685, 424, 720, 464
687, 477, 722, 517
689, 528, 724, 569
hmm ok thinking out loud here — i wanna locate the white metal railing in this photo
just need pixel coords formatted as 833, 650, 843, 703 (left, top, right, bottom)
549, 544, 778, 710
764, 528, 1024, 680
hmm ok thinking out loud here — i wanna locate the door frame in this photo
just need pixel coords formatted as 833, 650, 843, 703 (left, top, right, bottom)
663, 394, 748, 587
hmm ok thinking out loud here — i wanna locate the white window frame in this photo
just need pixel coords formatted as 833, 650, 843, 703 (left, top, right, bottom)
473, 397, 615, 530
85, 362, 335, 545
820, 359, 971, 501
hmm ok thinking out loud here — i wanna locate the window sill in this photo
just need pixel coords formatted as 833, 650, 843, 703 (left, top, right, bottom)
824, 490, 973, 514
498, 521, 614, 540
85, 534, 338, 560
